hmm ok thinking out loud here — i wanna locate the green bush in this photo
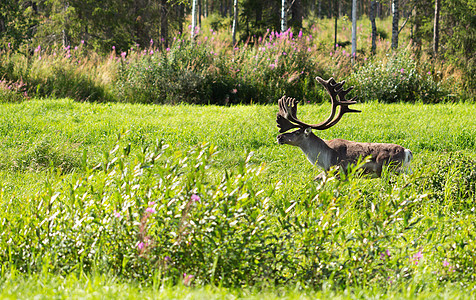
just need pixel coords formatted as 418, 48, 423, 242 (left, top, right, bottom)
349, 50, 451, 103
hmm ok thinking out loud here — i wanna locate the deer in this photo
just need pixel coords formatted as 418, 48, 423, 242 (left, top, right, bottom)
276, 76, 413, 180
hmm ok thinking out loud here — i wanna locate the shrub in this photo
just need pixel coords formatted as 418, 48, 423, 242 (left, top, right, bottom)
349, 50, 451, 103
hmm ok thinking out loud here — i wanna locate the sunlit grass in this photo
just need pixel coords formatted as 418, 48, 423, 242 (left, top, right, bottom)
0, 99, 475, 297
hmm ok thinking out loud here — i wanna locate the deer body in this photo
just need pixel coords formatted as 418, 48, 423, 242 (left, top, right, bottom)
276, 76, 413, 178
277, 128, 413, 176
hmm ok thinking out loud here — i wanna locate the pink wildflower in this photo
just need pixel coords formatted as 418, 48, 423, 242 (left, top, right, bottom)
412, 251, 423, 265
191, 194, 201, 202
183, 273, 195, 286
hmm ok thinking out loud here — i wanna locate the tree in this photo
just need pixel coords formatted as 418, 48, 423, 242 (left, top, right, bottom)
351, 0, 357, 59
370, 0, 377, 54
391, 0, 399, 49
160, 0, 169, 48
281, 0, 287, 32
0, 0, 38, 50
290, 0, 303, 29
334, 0, 338, 50
433, 0, 440, 57
191, 0, 198, 40
232, 0, 238, 46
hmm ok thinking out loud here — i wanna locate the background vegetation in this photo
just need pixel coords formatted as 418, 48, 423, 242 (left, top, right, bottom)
1, 1, 475, 104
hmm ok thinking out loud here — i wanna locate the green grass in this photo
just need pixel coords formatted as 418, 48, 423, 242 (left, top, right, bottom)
1, 99, 474, 195
1, 98, 476, 297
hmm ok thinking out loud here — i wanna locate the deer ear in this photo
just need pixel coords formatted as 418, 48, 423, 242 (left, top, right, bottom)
304, 127, 312, 136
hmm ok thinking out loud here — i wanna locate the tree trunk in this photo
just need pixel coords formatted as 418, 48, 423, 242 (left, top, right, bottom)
351, 0, 357, 59
198, 0, 202, 27
191, 0, 197, 40
281, 0, 287, 32
433, 0, 440, 57
334, 0, 338, 50
391, 0, 399, 49
232, 0, 238, 46
160, 0, 168, 48
291, 0, 303, 28
318, 0, 322, 19
370, 0, 377, 54
62, 0, 70, 48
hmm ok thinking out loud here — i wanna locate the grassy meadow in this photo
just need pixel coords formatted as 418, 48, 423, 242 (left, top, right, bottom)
1, 98, 475, 298
0, 11, 475, 298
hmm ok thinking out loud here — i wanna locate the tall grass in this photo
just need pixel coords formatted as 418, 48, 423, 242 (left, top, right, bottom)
0, 99, 475, 293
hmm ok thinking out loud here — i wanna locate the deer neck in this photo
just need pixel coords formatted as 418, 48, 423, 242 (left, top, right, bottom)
299, 132, 335, 170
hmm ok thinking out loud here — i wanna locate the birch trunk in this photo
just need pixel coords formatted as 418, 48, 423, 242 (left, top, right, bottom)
391, 0, 399, 49
281, 0, 287, 32
351, 0, 357, 59
232, 0, 238, 46
191, 0, 197, 40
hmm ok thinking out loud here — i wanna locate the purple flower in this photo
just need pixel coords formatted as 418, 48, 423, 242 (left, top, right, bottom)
269, 63, 276, 70
166, 47, 170, 52
150, 39, 154, 45
442, 259, 450, 267
427, 71, 432, 75
146, 207, 156, 214
191, 194, 201, 202
150, 50, 154, 55
112, 46, 115, 50
137, 241, 145, 250
380, 249, 391, 260
183, 273, 195, 286
400, 68, 405, 73
121, 52, 126, 58
81, 40, 85, 44
114, 210, 121, 218
412, 251, 423, 265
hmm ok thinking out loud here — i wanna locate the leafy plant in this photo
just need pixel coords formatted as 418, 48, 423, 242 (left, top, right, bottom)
349, 50, 452, 103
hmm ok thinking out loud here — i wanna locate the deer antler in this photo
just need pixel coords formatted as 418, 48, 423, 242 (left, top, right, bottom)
276, 76, 361, 133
